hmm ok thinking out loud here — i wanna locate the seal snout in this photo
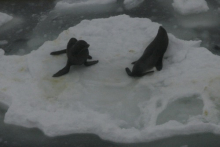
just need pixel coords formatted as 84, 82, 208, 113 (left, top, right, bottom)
158, 26, 167, 34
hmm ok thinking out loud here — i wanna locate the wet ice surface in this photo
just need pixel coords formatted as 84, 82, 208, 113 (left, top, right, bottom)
1, 0, 220, 146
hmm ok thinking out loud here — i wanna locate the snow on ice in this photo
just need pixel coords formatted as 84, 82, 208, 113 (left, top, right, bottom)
1, 15, 220, 143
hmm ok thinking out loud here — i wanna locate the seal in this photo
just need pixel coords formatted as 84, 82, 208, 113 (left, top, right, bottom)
51, 38, 99, 77
125, 26, 169, 77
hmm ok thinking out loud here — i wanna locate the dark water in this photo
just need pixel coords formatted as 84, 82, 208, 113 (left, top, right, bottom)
1, 0, 220, 55
0, 0, 56, 54
1, 0, 220, 146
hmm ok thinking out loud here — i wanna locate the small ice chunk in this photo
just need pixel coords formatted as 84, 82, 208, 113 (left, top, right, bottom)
0, 12, 13, 27
16, 29, 23, 34
0, 40, 8, 45
124, 0, 144, 10
172, 0, 209, 15
177, 12, 220, 28
0, 49, 5, 56
55, 0, 143, 10
55, 0, 115, 9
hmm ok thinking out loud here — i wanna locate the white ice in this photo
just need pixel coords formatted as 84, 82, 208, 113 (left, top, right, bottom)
1, 15, 220, 143
0, 12, 13, 27
172, 0, 209, 15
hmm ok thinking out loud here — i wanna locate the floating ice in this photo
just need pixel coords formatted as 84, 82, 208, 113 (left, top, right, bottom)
177, 12, 220, 28
123, 0, 144, 10
0, 17, 23, 34
55, 0, 115, 9
0, 49, 4, 56
172, 0, 209, 15
1, 15, 220, 143
0, 12, 13, 27
55, 0, 144, 10
0, 40, 8, 45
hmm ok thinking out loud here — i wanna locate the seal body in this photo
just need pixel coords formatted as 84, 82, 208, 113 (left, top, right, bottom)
126, 26, 169, 77
51, 38, 98, 77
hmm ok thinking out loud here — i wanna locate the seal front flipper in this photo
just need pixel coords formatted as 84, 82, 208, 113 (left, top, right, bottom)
53, 60, 71, 77
125, 68, 133, 76
50, 49, 66, 55
155, 56, 163, 71
84, 60, 99, 66
131, 61, 137, 64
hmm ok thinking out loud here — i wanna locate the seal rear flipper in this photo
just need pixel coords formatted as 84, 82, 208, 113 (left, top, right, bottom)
125, 68, 133, 76
84, 60, 99, 66
50, 49, 66, 55
53, 61, 71, 77
88, 55, 92, 59
155, 56, 163, 71
138, 71, 154, 77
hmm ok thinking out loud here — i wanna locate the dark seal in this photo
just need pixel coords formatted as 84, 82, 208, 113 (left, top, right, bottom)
125, 26, 169, 77
51, 38, 99, 77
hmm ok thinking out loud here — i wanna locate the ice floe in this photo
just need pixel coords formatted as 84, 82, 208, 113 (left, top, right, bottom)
1, 15, 220, 143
